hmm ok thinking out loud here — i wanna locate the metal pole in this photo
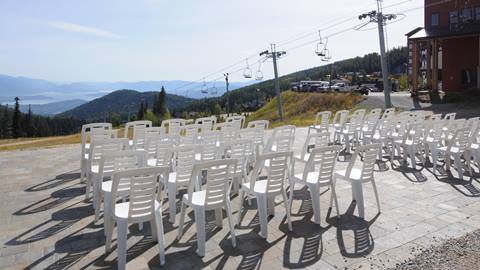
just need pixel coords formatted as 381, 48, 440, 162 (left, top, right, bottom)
376, 0, 392, 108
224, 73, 230, 117
271, 44, 284, 121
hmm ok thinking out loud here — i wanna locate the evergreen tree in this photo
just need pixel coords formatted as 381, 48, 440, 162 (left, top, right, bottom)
158, 86, 167, 116
137, 101, 145, 120
152, 93, 159, 115
12, 97, 21, 138
26, 104, 34, 137
0, 105, 8, 138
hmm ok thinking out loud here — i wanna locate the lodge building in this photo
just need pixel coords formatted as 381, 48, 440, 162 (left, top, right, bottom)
406, 0, 480, 93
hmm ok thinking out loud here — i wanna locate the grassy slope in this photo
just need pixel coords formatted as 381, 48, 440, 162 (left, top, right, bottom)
246, 91, 364, 128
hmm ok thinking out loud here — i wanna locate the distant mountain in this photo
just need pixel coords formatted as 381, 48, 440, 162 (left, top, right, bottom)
20, 99, 86, 116
60, 89, 194, 121
0, 74, 253, 101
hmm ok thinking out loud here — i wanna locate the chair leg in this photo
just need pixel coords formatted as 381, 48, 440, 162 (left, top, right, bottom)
94, 180, 101, 222
105, 216, 115, 253
85, 174, 92, 201
409, 147, 416, 170
282, 190, 292, 231
256, 194, 268, 239
225, 201, 237, 247
103, 192, 111, 237
330, 181, 340, 216
371, 180, 381, 213
352, 182, 365, 218
168, 184, 176, 224
214, 208, 223, 228
236, 190, 245, 226
194, 207, 206, 257
117, 219, 128, 270
288, 182, 295, 214
308, 184, 321, 225
453, 154, 463, 180
177, 201, 187, 240
154, 207, 165, 265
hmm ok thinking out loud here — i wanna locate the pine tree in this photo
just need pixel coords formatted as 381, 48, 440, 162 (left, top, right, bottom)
152, 93, 159, 115
158, 86, 167, 116
12, 97, 21, 138
26, 104, 34, 137
137, 101, 145, 120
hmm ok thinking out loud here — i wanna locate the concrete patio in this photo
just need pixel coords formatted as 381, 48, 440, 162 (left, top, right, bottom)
1, 127, 479, 269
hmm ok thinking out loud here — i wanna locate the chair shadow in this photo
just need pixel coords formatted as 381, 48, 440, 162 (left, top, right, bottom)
13, 186, 85, 216
25, 171, 80, 192
390, 157, 428, 183
327, 202, 379, 258
6, 203, 94, 246
280, 217, 328, 269
431, 168, 480, 197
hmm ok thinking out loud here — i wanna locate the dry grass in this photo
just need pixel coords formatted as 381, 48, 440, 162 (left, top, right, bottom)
246, 91, 364, 128
0, 134, 82, 152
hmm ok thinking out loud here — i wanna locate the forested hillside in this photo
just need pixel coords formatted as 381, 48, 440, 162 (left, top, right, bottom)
0, 102, 84, 139
60, 89, 194, 121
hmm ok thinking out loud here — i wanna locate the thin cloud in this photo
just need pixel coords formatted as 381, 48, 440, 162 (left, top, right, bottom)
47, 21, 123, 39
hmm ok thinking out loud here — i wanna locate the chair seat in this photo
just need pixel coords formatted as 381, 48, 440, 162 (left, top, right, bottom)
335, 168, 364, 182
293, 172, 331, 185
241, 180, 271, 194
470, 144, 479, 151
393, 139, 416, 146
182, 190, 214, 207
115, 200, 161, 219
83, 153, 89, 160
437, 146, 462, 154
294, 153, 309, 162
91, 165, 99, 174
147, 158, 157, 167
102, 180, 130, 193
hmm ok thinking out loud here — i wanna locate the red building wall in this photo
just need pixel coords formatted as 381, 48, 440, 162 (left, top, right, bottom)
442, 36, 479, 91
424, 0, 480, 30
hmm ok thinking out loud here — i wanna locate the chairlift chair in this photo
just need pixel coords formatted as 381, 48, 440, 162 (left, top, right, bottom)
201, 80, 208, 94
243, 58, 252, 79
210, 81, 218, 95
255, 61, 264, 81
315, 30, 325, 56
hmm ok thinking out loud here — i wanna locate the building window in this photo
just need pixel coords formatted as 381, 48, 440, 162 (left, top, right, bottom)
449, 10, 458, 25
431, 13, 439, 26
475, 6, 480, 20
462, 8, 472, 21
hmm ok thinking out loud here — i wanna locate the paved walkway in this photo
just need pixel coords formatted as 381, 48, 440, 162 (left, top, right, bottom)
1, 128, 479, 269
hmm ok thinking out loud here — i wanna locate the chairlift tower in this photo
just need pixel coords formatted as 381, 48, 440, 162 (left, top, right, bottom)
224, 73, 230, 116
260, 44, 286, 121
358, 0, 396, 108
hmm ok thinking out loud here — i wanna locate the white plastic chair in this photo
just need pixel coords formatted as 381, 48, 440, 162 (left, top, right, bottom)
237, 151, 293, 239
80, 123, 112, 182
330, 110, 349, 137
177, 159, 237, 256
145, 138, 173, 169
247, 120, 269, 129
468, 126, 480, 172
308, 111, 331, 135
294, 132, 330, 163
125, 120, 152, 146
85, 138, 128, 201
96, 150, 147, 221
424, 120, 445, 165
161, 118, 186, 136
265, 125, 295, 152
133, 126, 164, 150
104, 166, 169, 270
195, 116, 216, 133
338, 111, 364, 152
224, 139, 253, 193
391, 122, 425, 169
226, 115, 246, 129
432, 127, 472, 180
334, 144, 381, 219
289, 145, 342, 225
167, 144, 199, 223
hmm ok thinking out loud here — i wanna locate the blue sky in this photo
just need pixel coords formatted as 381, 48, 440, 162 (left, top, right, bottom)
0, 0, 424, 83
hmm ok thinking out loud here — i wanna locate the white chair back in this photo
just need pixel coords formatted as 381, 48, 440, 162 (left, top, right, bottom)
161, 119, 186, 136
249, 151, 292, 195
313, 111, 332, 130
90, 138, 128, 168
172, 145, 199, 184
247, 120, 269, 129
346, 144, 381, 182
125, 120, 152, 139
302, 145, 342, 184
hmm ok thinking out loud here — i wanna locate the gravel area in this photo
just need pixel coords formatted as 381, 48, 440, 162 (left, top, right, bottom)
389, 230, 480, 270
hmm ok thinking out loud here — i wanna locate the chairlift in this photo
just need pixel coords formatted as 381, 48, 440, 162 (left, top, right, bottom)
320, 38, 332, 62
200, 80, 208, 94
315, 30, 325, 56
210, 81, 218, 95
243, 58, 252, 79
255, 61, 263, 81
